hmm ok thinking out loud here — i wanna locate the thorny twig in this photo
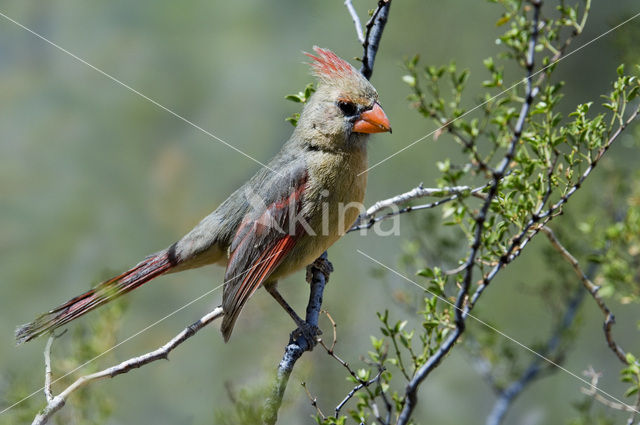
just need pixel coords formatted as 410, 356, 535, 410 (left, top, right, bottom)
301, 382, 326, 420
349, 184, 487, 232
542, 226, 628, 364
32, 307, 224, 425
581, 367, 638, 412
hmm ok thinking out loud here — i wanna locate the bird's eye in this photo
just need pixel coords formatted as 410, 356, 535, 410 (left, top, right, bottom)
337, 101, 358, 116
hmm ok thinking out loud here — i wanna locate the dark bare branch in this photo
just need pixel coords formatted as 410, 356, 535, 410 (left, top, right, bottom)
262, 253, 332, 425
360, 0, 392, 80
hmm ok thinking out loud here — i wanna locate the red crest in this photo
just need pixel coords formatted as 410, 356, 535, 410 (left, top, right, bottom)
305, 46, 359, 82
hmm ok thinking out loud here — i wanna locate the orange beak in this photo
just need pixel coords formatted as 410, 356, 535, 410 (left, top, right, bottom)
352, 102, 392, 134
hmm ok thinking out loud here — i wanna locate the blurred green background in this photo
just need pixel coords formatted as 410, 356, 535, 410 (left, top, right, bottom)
1, 0, 639, 424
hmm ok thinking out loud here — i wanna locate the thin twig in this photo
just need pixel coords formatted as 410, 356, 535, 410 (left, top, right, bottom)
43, 336, 54, 403
345, 0, 365, 43
349, 184, 487, 232
320, 309, 338, 353
335, 369, 384, 418
32, 307, 224, 425
581, 367, 638, 412
302, 382, 326, 420
317, 322, 386, 424
321, 345, 385, 425
542, 226, 628, 364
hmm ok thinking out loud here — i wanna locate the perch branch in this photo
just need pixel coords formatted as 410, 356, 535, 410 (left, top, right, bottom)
32, 307, 224, 425
262, 252, 332, 425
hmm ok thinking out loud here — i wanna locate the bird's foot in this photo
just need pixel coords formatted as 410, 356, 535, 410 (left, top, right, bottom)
305, 255, 334, 284
290, 322, 322, 350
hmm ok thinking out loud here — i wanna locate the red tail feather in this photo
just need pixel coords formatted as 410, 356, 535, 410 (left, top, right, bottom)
16, 251, 174, 344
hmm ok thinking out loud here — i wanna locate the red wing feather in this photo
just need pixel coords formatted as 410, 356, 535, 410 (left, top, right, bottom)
228, 234, 297, 324
220, 173, 308, 341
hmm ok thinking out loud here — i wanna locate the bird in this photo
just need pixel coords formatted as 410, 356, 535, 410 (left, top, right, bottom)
16, 46, 391, 345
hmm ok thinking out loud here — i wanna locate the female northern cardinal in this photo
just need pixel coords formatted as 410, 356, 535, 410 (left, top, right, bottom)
16, 47, 391, 344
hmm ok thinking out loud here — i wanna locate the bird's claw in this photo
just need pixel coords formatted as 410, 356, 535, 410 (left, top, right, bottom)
305, 255, 334, 284
290, 322, 322, 350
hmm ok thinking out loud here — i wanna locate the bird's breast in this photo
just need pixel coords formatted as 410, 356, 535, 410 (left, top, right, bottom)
270, 147, 367, 279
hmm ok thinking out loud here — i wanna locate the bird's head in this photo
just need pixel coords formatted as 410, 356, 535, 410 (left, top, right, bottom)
294, 47, 391, 150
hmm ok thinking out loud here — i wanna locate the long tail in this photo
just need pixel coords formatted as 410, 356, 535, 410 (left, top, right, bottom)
16, 250, 175, 344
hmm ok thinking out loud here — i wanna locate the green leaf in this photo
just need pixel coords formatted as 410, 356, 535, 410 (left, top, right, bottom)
285, 95, 303, 103
496, 13, 511, 27
403, 75, 417, 87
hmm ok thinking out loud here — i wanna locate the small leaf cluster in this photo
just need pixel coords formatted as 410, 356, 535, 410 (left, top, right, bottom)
579, 170, 640, 302
401, 2, 639, 281
284, 83, 316, 126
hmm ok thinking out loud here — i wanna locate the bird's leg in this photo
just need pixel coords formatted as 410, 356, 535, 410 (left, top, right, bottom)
264, 283, 322, 348
264, 283, 306, 328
